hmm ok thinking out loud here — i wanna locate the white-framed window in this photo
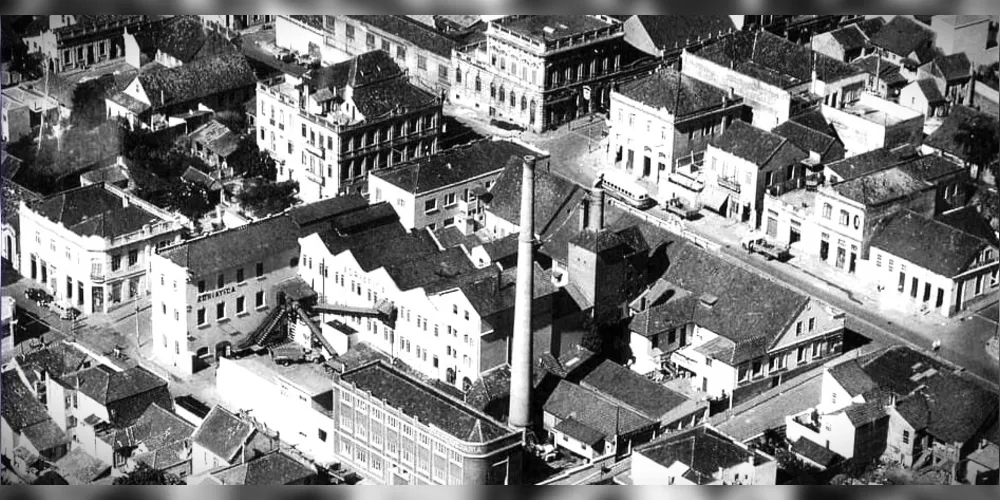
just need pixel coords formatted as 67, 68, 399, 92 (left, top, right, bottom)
444, 192, 457, 207
425, 198, 437, 213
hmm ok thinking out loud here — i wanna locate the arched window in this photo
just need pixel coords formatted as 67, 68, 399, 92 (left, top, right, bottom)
462, 377, 472, 392
446, 368, 457, 384
499, 85, 505, 102
521, 96, 527, 111
475, 75, 481, 92
455, 67, 462, 84
490, 83, 496, 99
510, 91, 516, 108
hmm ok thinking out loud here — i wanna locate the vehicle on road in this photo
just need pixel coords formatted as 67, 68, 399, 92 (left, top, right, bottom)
25, 287, 52, 305
662, 196, 700, 220
741, 233, 791, 261
599, 169, 656, 210
269, 343, 323, 366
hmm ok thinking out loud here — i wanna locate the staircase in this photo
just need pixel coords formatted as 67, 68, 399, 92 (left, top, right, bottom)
238, 304, 287, 351
289, 301, 338, 359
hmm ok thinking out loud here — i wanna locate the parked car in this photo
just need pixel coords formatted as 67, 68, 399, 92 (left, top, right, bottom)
741, 234, 791, 261
25, 287, 52, 305
48, 299, 80, 320
269, 344, 322, 366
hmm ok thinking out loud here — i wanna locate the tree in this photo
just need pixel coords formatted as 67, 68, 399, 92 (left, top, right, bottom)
954, 116, 1000, 181
775, 448, 821, 483
230, 135, 277, 180
214, 109, 248, 133
70, 75, 115, 129
239, 180, 299, 217
113, 463, 184, 485
9, 40, 45, 81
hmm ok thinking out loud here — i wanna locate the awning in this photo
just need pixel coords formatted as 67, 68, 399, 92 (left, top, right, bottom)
700, 187, 730, 214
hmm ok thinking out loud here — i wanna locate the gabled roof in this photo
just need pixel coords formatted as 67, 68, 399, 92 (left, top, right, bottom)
831, 166, 931, 206
486, 158, 582, 235
824, 145, 919, 181
710, 120, 808, 169
628, 15, 736, 51
341, 361, 514, 443
870, 210, 995, 277
936, 206, 999, 245
452, 262, 555, 319
631, 242, 809, 365
791, 437, 841, 468
923, 105, 1000, 162
694, 30, 861, 89
137, 53, 256, 111
843, 399, 888, 426
137, 15, 238, 64
553, 418, 605, 447
859, 346, 951, 396
304, 50, 403, 92
617, 66, 734, 118
576, 358, 692, 419
635, 426, 771, 478
210, 450, 315, 485
27, 183, 167, 239
772, 120, 845, 162
348, 15, 458, 57
827, 25, 871, 52
181, 166, 223, 191
1, 370, 51, 431
161, 213, 298, 273
73, 365, 167, 405
851, 55, 907, 87
109, 403, 194, 451
189, 120, 239, 158
894, 373, 999, 444
480, 233, 519, 261
372, 139, 534, 194
827, 360, 877, 397
543, 380, 655, 439
927, 52, 972, 82
912, 79, 947, 104
351, 78, 439, 119
192, 406, 255, 462
855, 17, 887, 38
869, 16, 935, 58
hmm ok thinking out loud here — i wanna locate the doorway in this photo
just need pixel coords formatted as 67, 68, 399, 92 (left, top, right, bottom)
849, 251, 857, 274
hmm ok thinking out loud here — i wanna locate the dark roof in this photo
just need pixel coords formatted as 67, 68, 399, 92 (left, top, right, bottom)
433, 226, 481, 250
831, 166, 931, 206
827, 360, 877, 397
211, 451, 315, 485
694, 30, 861, 89
464, 365, 511, 415
27, 184, 166, 239
1, 177, 41, 235
73, 365, 167, 405
189, 120, 239, 157
617, 67, 732, 118
481, 233, 519, 261
110, 403, 194, 451
636, 426, 770, 478
895, 373, 999, 444
192, 406, 255, 462
791, 437, 841, 467
14, 342, 91, 387
288, 195, 369, 227
544, 380, 655, 439
859, 346, 951, 396
843, 399, 888, 426
137, 53, 256, 111
630, 242, 809, 364
373, 139, 534, 193
824, 145, 919, 181
452, 263, 555, 319
289, 15, 324, 29
341, 361, 514, 443
791, 109, 841, 139
348, 15, 458, 57
629, 15, 736, 50
139, 15, 238, 63
316, 215, 442, 274
924, 105, 1000, 162
929, 53, 972, 82
828, 25, 871, 51
936, 206, 999, 245
383, 246, 478, 292
914, 79, 947, 103
869, 16, 935, 58
852, 55, 907, 87
553, 418, 605, 446
1, 370, 51, 431
181, 166, 223, 191
352, 78, 438, 119
772, 120, 845, 162
895, 155, 964, 182
162, 213, 298, 274
855, 17, 886, 38
493, 15, 613, 42
542, 200, 678, 265
486, 158, 582, 234
577, 358, 691, 419
870, 210, 994, 277
710, 120, 808, 169
305, 50, 403, 92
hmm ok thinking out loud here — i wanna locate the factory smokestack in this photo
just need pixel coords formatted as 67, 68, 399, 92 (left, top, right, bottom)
508, 155, 536, 431
589, 178, 605, 231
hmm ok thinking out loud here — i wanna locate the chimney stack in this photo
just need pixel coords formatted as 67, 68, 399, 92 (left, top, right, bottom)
578, 196, 589, 232
589, 178, 605, 231
508, 155, 536, 431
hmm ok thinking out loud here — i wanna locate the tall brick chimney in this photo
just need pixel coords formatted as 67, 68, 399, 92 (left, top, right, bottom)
508, 155, 536, 431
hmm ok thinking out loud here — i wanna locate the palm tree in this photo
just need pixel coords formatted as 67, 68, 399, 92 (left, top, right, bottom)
953, 116, 1000, 181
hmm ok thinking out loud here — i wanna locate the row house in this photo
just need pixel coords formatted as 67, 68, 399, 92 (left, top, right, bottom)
607, 66, 746, 199
630, 426, 776, 485
18, 183, 185, 315
149, 197, 371, 375
450, 15, 656, 133
869, 210, 999, 317
627, 241, 846, 407
681, 29, 867, 132
369, 138, 542, 234
256, 50, 443, 202
24, 15, 160, 73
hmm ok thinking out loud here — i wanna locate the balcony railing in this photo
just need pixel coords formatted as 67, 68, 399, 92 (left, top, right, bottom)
717, 176, 741, 193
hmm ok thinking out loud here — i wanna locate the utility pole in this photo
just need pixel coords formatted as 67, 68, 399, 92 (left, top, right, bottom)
134, 295, 141, 355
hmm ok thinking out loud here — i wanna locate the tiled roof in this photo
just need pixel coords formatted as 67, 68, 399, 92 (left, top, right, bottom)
288, 195, 369, 228
635, 426, 770, 475
211, 450, 315, 485
1, 177, 40, 235
828, 25, 871, 51
181, 166, 223, 191
137, 53, 256, 111
929, 53, 972, 82
895, 155, 963, 182
631, 242, 809, 365
493, 15, 613, 43
73, 365, 167, 405
831, 166, 930, 206
791, 437, 841, 467
464, 364, 511, 415
895, 373, 999, 444
617, 66, 732, 118
695, 30, 861, 89
54, 447, 110, 485
139, 15, 238, 63
870, 210, 994, 277
855, 17, 886, 38
352, 78, 438, 119
27, 183, 166, 239
14, 342, 91, 387
341, 361, 514, 443
824, 145, 918, 181
189, 120, 240, 158
543, 380, 655, 439
923, 105, 1000, 162
162, 214, 299, 274
289, 15, 324, 30
373, 139, 534, 193
913, 79, 947, 103
452, 263, 555, 319
577, 358, 692, 420
710, 120, 808, 169
827, 360, 877, 397
481, 233, 519, 261
859, 346, 950, 396
486, 158, 583, 234
110, 403, 194, 451
192, 406, 255, 462
348, 15, 458, 57
134, 439, 189, 471
305, 50, 403, 92
553, 418, 605, 446
869, 16, 935, 58
1, 370, 51, 431
383, 246, 478, 292
852, 55, 907, 87
772, 120, 845, 162
316, 213, 443, 274
936, 206, 999, 245
22, 418, 70, 452
791, 109, 841, 139
629, 15, 735, 51
843, 399, 888, 426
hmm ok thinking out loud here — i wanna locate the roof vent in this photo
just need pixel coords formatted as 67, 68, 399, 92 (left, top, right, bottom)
699, 293, 719, 308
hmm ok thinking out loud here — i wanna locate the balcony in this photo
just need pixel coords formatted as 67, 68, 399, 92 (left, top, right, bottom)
90, 273, 106, 284
305, 142, 326, 160
717, 176, 741, 193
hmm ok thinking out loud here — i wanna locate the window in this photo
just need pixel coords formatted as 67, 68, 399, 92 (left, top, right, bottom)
898, 271, 906, 292
417, 55, 427, 70
444, 192, 457, 207
888, 259, 894, 272
433, 356, 439, 368
366, 33, 375, 47
255, 291, 265, 308
839, 210, 849, 226
876, 253, 882, 268
318, 429, 328, 442
822, 203, 832, 219
751, 360, 763, 378
902, 430, 910, 445
217, 273, 224, 289
425, 198, 437, 213
197, 308, 206, 326
112, 254, 122, 271
236, 268, 244, 283
217, 302, 226, 320
397, 46, 406, 59
797, 345, 807, 363
345, 24, 355, 40
911, 277, 919, 298
705, 358, 712, 366
808, 318, 816, 331
795, 321, 803, 336
236, 296, 246, 314
255, 262, 264, 278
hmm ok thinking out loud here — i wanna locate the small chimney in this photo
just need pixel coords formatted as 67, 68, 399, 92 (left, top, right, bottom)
699, 293, 719, 308
578, 197, 589, 232
589, 179, 605, 231
122, 195, 130, 208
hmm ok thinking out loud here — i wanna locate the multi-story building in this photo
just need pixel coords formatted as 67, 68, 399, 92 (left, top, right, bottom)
628, 241, 846, 407
1, 370, 69, 471
682, 29, 867, 131
2, 160, 41, 271
331, 360, 523, 484
606, 66, 746, 197
450, 15, 656, 132
256, 50, 443, 201
917, 53, 975, 107
369, 138, 542, 233
18, 183, 186, 315
819, 92, 925, 158
1, 85, 63, 142
149, 197, 371, 375
927, 15, 998, 67
199, 15, 275, 32
23, 15, 161, 73
810, 18, 885, 63
867, 16, 938, 74
630, 426, 777, 485
616, 15, 736, 62
190, 405, 276, 477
